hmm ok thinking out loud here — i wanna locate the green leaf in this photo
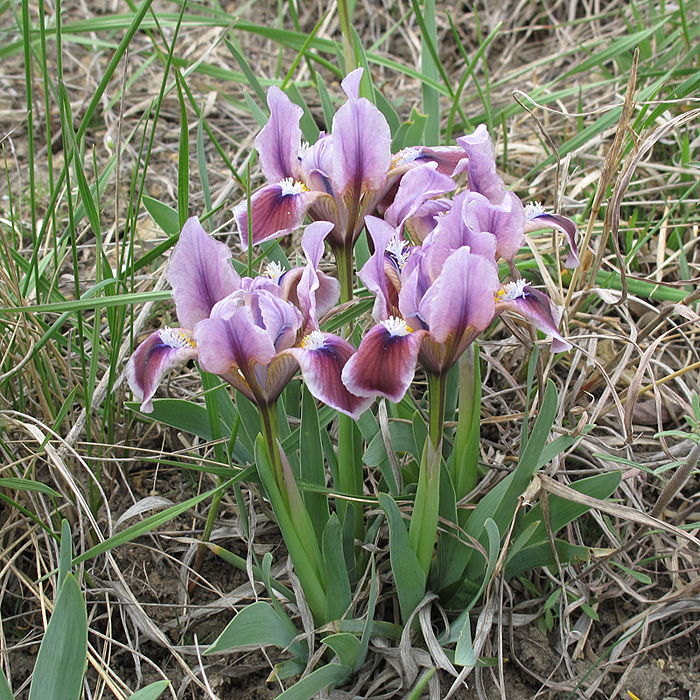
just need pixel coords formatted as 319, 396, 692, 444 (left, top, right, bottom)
126, 681, 171, 700
364, 421, 418, 466
390, 107, 428, 152
224, 38, 268, 105
0, 478, 60, 497
175, 73, 189, 227
378, 493, 426, 621
58, 520, 72, 592
404, 669, 436, 700
0, 666, 14, 700
285, 83, 320, 143
454, 612, 476, 666
245, 91, 268, 127
580, 602, 599, 621
28, 574, 87, 700
197, 113, 213, 215
127, 399, 249, 461
315, 73, 335, 131
335, 618, 402, 640
300, 385, 329, 539
504, 539, 591, 579
355, 557, 377, 673
253, 436, 327, 623
73, 479, 236, 566
373, 89, 400, 136
413, 0, 440, 144
610, 561, 653, 585
441, 381, 560, 595
322, 633, 361, 669
322, 515, 352, 622
466, 382, 558, 570
142, 196, 180, 235
275, 663, 351, 700
561, 20, 666, 80
512, 471, 622, 558
206, 601, 297, 654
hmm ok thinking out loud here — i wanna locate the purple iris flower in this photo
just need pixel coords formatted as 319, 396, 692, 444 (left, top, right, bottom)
457, 125, 579, 266
342, 207, 571, 403
233, 69, 466, 253
127, 217, 371, 419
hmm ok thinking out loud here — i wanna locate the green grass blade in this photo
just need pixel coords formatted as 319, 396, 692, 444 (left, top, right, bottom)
28, 574, 87, 700
126, 681, 170, 700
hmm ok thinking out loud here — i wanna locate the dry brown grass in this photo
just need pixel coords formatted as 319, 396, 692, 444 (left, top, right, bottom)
1, 0, 700, 698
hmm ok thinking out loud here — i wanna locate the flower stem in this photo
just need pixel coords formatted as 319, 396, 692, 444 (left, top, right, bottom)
409, 371, 447, 577
332, 240, 364, 547
259, 402, 287, 506
450, 344, 481, 503
335, 0, 356, 71
334, 241, 355, 305
427, 371, 447, 450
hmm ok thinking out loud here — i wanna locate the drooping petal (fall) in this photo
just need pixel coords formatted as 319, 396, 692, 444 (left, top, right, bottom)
168, 217, 240, 329
495, 280, 571, 352
524, 203, 580, 268
126, 328, 198, 413
233, 180, 324, 250
256, 86, 303, 183
284, 331, 374, 419
342, 318, 425, 403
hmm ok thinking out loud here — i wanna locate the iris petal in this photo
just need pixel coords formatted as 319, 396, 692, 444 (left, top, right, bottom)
524, 207, 580, 268
359, 216, 403, 322
256, 86, 303, 183
233, 182, 323, 250
464, 191, 526, 262
417, 246, 499, 349
126, 328, 198, 413
168, 217, 240, 329
456, 124, 507, 205
195, 304, 277, 377
295, 221, 340, 328
331, 90, 392, 201
495, 281, 571, 352
384, 162, 456, 232
284, 332, 373, 419
342, 320, 425, 403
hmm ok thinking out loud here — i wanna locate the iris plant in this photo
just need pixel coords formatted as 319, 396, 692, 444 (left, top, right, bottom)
128, 92, 578, 616
127, 217, 378, 622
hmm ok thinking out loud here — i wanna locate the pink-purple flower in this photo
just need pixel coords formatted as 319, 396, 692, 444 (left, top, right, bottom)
342, 198, 572, 403
233, 69, 466, 254
127, 217, 371, 419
